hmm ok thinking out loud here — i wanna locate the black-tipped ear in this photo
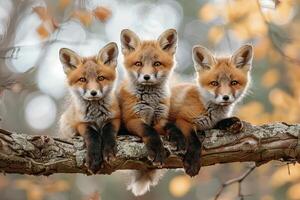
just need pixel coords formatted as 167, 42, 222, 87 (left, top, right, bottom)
231, 44, 253, 70
192, 45, 215, 71
97, 42, 118, 67
59, 48, 82, 74
158, 29, 177, 55
120, 29, 140, 55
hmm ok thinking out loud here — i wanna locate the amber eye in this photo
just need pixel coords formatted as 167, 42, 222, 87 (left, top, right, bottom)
153, 61, 161, 67
210, 81, 219, 86
79, 77, 86, 82
231, 80, 239, 85
97, 76, 105, 81
135, 61, 142, 67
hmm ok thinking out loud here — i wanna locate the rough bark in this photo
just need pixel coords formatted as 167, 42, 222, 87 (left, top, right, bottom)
0, 121, 299, 176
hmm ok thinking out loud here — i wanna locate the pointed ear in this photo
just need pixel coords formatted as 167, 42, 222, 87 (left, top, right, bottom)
192, 45, 215, 71
231, 44, 253, 70
97, 42, 118, 67
120, 29, 140, 55
59, 48, 82, 74
157, 29, 177, 55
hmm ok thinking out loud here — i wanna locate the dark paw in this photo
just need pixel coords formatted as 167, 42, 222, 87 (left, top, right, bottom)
102, 139, 117, 163
229, 118, 243, 134
86, 146, 103, 174
165, 122, 187, 153
183, 150, 201, 177
168, 131, 187, 153
215, 117, 243, 134
146, 137, 168, 167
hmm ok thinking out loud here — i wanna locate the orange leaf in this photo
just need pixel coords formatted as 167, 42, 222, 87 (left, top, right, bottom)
208, 26, 224, 44
93, 6, 112, 22
59, 0, 72, 10
199, 3, 218, 22
261, 69, 279, 88
33, 6, 48, 21
33, 6, 59, 32
169, 175, 191, 197
287, 183, 300, 200
72, 10, 93, 26
36, 24, 49, 39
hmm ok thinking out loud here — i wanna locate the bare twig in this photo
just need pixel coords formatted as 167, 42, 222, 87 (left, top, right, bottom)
215, 164, 256, 200
256, 0, 300, 65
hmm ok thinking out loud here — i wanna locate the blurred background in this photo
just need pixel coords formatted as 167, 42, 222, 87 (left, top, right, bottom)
0, 0, 299, 199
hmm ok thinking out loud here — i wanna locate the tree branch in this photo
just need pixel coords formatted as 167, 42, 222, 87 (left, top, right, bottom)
214, 163, 256, 200
0, 122, 299, 175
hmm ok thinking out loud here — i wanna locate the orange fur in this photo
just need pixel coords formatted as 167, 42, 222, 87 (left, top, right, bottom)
59, 43, 120, 138
119, 30, 176, 138
169, 44, 253, 137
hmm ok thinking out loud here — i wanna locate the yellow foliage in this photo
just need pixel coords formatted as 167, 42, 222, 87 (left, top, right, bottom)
254, 38, 270, 60
72, 10, 93, 26
169, 175, 191, 197
59, 0, 72, 10
44, 180, 70, 192
287, 182, 300, 200
246, 12, 267, 36
27, 185, 44, 200
268, 0, 295, 25
237, 101, 264, 118
261, 69, 279, 88
261, 195, 274, 200
284, 43, 300, 59
33, 6, 59, 39
36, 24, 49, 39
208, 26, 224, 44
93, 6, 112, 22
15, 178, 71, 200
269, 88, 295, 109
199, 3, 218, 22
232, 23, 250, 40
271, 165, 300, 188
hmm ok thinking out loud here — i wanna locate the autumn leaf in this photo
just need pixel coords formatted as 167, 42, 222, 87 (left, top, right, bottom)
287, 183, 300, 200
72, 10, 93, 26
59, 0, 72, 10
169, 175, 191, 197
208, 26, 224, 44
44, 180, 70, 193
261, 69, 279, 88
93, 6, 112, 22
32, 6, 59, 28
36, 24, 49, 39
199, 3, 218, 22
84, 192, 101, 200
271, 165, 300, 188
33, 6, 59, 39
33, 6, 49, 21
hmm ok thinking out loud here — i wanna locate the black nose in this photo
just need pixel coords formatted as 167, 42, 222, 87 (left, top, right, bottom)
223, 95, 229, 101
90, 90, 97, 96
143, 75, 150, 81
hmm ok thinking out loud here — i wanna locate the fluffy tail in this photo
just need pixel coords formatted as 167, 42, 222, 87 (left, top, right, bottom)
126, 169, 167, 196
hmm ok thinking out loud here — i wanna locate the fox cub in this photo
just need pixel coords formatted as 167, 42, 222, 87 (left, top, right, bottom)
59, 42, 120, 174
118, 29, 179, 196
169, 44, 253, 176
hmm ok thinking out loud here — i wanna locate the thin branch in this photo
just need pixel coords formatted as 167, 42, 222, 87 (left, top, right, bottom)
256, 0, 300, 65
215, 164, 256, 200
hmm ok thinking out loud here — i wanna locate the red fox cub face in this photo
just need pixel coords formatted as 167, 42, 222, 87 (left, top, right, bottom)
120, 29, 177, 85
193, 44, 253, 105
59, 42, 118, 100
